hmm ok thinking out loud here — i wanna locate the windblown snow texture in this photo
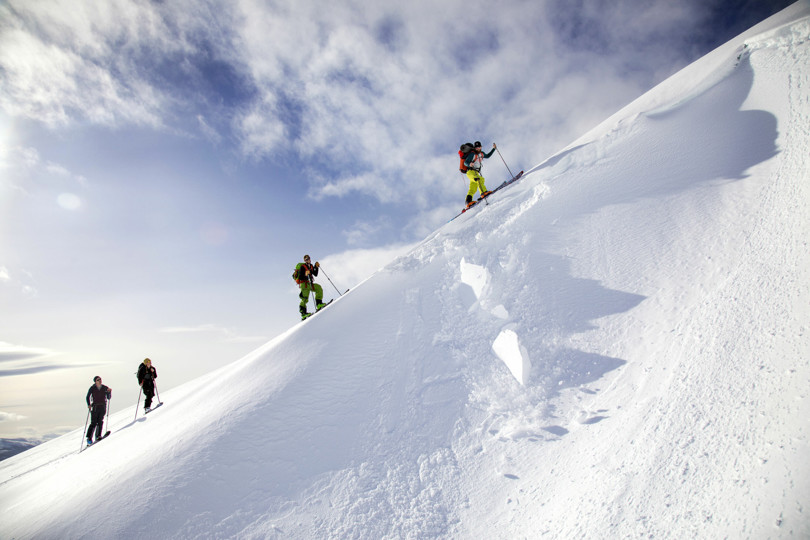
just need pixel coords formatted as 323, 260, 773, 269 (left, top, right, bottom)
1, 4, 809, 539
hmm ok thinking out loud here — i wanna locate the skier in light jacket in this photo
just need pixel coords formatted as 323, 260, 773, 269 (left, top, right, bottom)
463, 141, 496, 208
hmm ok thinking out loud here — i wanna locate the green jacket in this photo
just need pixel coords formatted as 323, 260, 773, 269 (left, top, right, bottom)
293, 262, 319, 284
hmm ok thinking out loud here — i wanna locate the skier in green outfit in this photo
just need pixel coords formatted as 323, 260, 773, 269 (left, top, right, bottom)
293, 254, 328, 319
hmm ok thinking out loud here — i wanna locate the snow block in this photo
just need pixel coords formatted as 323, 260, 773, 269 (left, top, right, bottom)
492, 329, 531, 385
459, 258, 489, 301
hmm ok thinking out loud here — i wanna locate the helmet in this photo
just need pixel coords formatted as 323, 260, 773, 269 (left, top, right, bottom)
474, 141, 482, 148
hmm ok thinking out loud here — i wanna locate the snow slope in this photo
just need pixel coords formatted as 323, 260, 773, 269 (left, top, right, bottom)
1, 3, 809, 538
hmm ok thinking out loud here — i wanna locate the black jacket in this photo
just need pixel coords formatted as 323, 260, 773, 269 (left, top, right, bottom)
137, 364, 157, 386
86, 384, 111, 409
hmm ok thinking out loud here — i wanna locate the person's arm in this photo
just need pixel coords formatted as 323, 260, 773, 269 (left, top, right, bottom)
86, 387, 92, 408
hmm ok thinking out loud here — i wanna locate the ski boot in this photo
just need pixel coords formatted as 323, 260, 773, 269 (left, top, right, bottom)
86, 437, 93, 446
299, 305, 310, 320
316, 299, 327, 311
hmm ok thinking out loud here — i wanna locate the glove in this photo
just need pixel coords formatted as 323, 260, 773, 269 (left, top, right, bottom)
315, 262, 320, 268
492, 143, 497, 149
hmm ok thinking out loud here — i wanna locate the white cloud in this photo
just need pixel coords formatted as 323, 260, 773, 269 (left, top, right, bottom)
0, 411, 27, 422
159, 324, 266, 344
319, 243, 419, 291
0, 0, 775, 208
0, 267, 38, 296
0, 341, 54, 361
57, 193, 82, 210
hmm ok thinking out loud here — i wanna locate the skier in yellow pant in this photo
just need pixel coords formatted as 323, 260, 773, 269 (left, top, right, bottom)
463, 141, 496, 208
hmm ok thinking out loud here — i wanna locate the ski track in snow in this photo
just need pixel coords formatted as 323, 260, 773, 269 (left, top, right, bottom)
1, 5, 810, 539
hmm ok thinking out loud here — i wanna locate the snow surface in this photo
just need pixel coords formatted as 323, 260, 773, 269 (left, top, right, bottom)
1, 4, 809, 538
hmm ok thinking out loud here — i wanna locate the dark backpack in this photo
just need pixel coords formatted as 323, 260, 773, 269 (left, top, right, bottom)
458, 142, 474, 173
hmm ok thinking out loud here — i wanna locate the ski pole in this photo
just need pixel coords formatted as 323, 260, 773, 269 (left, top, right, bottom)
495, 145, 515, 179
134, 387, 142, 421
80, 407, 90, 451
309, 276, 318, 312
105, 396, 111, 433
319, 266, 344, 296
154, 382, 162, 405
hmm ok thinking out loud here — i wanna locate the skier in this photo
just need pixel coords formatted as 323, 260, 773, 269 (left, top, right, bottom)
463, 141, 496, 208
137, 358, 158, 412
293, 254, 327, 319
85, 376, 112, 445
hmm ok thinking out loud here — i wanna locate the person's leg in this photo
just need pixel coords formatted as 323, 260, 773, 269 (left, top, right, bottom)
314, 283, 324, 305
94, 408, 104, 438
477, 175, 488, 194
86, 414, 96, 439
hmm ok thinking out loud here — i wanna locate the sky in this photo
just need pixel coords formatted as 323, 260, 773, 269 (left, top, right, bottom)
0, 0, 797, 439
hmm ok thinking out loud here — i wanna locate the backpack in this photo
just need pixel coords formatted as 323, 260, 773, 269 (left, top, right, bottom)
459, 142, 474, 173
292, 263, 308, 283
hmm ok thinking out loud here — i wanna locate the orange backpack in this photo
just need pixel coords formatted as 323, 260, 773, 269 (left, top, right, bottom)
458, 142, 474, 173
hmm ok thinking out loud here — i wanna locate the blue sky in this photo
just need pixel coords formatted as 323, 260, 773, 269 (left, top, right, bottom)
0, 0, 794, 438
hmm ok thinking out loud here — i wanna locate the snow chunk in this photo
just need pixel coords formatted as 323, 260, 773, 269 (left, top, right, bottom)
459, 258, 489, 300
491, 304, 510, 319
492, 329, 531, 385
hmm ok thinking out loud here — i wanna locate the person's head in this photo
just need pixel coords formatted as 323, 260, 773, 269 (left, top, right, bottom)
474, 141, 482, 151
303, 254, 311, 264
94, 376, 102, 386
144, 358, 151, 366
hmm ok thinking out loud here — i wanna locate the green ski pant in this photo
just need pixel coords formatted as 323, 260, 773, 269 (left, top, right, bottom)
299, 282, 323, 308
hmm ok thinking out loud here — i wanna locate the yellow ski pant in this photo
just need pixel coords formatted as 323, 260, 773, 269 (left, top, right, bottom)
466, 169, 488, 197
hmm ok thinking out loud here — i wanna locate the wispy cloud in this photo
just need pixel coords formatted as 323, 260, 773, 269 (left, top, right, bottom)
0, 265, 38, 297
0, 0, 790, 210
0, 342, 53, 363
0, 342, 91, 377
0, 411, 27, 422
319, 243, 419, 291
159, 324, 267, 344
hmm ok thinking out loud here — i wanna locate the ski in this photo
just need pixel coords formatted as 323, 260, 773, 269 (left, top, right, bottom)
451, 170, 525, 221
144, 402, 164, 414
302, 299, 334, 320
81, 431, 111, 452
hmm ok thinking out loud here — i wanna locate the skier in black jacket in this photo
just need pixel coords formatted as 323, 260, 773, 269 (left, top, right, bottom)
85, 376, 111, 445
137, 358, 158, 412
